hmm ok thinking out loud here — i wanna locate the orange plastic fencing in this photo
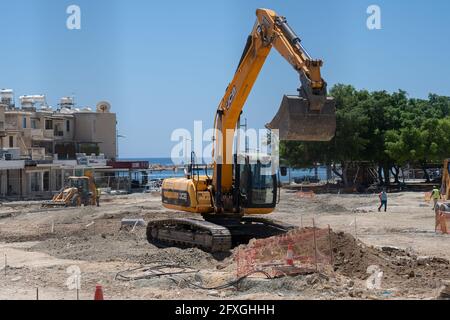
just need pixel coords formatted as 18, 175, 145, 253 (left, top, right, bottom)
436, 211, 450, 234
234, 227, 333, 278
296, 191, 316, 199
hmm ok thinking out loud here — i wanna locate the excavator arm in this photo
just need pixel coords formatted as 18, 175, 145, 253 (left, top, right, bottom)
212, 8, 336, 205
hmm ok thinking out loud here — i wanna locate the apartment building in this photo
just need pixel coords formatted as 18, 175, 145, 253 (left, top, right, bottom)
0, 89, 117, 199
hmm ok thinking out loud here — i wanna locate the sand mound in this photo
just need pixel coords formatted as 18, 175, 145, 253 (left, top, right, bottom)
332, 231, 450, 292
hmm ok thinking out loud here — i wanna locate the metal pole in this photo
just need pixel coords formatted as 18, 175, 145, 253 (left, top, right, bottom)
328, 225, 333, 265
36, 288, 39, 300
312, 219, 318, 273
116, 129, 119, 159
236, 116, 241, 155
244, 118, 249, 153
76, 274, 80, 300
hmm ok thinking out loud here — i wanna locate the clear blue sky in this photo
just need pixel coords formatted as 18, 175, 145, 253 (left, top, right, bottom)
1, 0, 449, 157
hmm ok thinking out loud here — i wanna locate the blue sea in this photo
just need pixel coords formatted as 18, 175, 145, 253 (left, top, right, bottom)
119, 157, 329, 182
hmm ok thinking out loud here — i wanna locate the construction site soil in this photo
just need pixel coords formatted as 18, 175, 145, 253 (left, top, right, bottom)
0, 190, 449, 300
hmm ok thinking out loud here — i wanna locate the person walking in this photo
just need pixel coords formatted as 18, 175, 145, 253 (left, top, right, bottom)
378, 189, 388, 212
431, 185, 441, 211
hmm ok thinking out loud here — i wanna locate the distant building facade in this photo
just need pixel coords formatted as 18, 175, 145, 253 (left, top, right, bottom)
0, 89, 118, 199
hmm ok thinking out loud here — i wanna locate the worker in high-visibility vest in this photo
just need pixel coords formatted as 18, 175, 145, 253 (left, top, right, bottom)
431, 186, 441, 211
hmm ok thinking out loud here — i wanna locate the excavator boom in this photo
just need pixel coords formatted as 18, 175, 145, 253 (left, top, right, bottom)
213, 8, 335, 204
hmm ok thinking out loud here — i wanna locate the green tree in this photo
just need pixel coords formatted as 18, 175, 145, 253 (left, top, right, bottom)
280, 84, 450, 186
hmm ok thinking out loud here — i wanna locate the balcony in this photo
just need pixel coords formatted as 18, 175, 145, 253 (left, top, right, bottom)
31, 129, 44, 137
22, 128, 44, 139
5, 123, 18, 131
30, 147, 46, 161
43, 129, 54, 139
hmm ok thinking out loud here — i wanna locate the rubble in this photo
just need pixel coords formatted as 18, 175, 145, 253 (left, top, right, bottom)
0, 190, 449, 299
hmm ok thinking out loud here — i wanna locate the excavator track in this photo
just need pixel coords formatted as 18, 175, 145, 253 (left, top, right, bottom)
221, 217, 296, 245
147, 218, 232, 253
146, 217, 296, 253
241, 216, 296, 232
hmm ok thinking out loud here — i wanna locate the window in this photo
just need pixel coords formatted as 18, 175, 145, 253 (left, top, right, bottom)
239, 161, 276, 207
45, 119, 53, 130
54, 124, 64, 136
22, 116, 27, 128
31, 119, 37, 129
66, 120, 70, 132
9, 136, 13, 148
43, 172, 50, 191
30, 172, 41, 192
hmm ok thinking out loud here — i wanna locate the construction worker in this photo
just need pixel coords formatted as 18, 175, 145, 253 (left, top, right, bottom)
96, 187, 101, 207
378, 189, 388, 212
431, 185, 441, 211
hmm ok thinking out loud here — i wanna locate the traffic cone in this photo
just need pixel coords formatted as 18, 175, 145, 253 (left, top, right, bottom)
94, 284, 104, 300
286, 244, 294, 266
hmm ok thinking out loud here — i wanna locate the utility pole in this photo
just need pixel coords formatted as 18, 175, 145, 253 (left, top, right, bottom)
238, 117, 248, 154
116, 128, 125, 160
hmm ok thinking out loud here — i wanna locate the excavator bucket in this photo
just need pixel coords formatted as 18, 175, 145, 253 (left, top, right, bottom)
266, 95, 336, 141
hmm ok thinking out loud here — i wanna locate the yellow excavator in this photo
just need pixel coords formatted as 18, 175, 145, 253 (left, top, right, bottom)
440, 159, 450, 201
436, 159, 450, 233
147, 8, 336, 252
42, 173, 97, 208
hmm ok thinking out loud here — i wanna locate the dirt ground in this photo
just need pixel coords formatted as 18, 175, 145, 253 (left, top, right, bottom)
0, 190, 449, 300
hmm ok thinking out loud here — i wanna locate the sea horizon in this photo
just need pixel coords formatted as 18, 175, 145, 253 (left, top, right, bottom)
118, 157, 329, 182
118, 157, 212, 166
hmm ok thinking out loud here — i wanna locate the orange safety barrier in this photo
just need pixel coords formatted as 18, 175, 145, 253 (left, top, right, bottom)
234, 227, 333, 278
436, 211, 450, 234
296, 191, 316, 199
424, 192, 432, 202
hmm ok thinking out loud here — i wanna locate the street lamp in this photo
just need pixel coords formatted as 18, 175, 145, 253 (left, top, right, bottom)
116, 129, 126, 160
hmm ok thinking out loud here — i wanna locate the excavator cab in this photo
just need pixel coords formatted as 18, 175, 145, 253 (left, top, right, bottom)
236, 154, 277, 213
69, 176, 89, 190
69, 177, 91, 201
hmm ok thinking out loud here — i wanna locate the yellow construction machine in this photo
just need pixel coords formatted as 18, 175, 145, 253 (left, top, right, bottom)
440, 159, 450, 201
42, 173, 97, 208
436, 159, 450, 233
147, 8, 336, 252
